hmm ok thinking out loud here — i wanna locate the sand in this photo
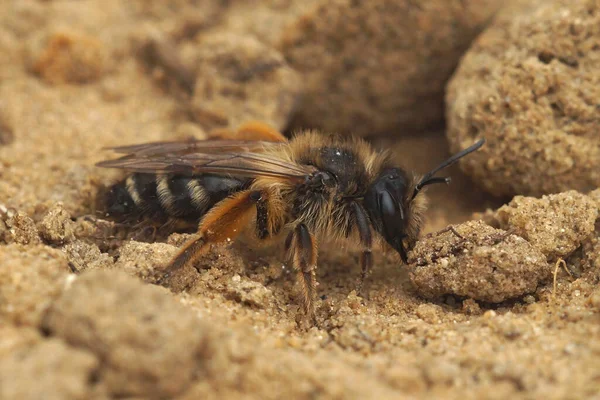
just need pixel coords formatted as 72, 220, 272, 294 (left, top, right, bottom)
1, 1, 600, 399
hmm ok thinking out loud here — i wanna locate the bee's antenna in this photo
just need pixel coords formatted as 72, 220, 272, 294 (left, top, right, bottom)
412, 138, 485, 199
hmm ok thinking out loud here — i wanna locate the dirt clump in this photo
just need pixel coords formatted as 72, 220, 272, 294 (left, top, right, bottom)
188, 33, 302, 132
280, 0, 503, 136
408, 221, 549, 302
0, 209, 41, 245
63, 240, 115, 273
0, 244, 69, 327
446, 0, 600, 197
38, 203, 77, 245
114, 240, 176, 281
42, 269, 215, 399
224, 274, 276, 309
484, 190, 598, 260
0, 338, 100, 400
26, 28, 109, 85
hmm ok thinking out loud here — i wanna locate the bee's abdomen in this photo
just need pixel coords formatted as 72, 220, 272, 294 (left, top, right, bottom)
104, 173, 247, 221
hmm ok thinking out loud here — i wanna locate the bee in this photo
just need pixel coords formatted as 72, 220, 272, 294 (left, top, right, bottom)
97, 122, 484, 323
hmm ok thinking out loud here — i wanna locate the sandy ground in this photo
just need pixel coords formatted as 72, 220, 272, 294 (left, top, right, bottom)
1, 1, 600, 399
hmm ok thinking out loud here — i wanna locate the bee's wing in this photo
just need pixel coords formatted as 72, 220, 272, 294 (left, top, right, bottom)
96, 140, 312, 181
104, 140, 280, 157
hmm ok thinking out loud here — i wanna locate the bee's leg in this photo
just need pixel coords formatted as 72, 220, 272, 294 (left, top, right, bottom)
157, 190, 261, 284
286, 224, 318, 324
209, 120, 287, 142
352, 203, 373, 297
398, 242, 409, 264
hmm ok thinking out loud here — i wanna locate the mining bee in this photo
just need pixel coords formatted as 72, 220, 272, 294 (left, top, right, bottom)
97, 122, 484, 323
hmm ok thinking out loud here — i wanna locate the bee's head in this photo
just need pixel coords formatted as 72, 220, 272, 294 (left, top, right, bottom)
364, 138, 485, 263
364, 167, 413, 262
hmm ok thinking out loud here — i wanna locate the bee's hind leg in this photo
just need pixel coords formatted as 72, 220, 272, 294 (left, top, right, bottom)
157, 190, 261, 286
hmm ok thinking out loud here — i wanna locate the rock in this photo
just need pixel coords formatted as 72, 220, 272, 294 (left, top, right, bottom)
408, 221, 549, 303
27, 28, 108, 84
0, 339, 99, 400
446, 0, 600, 197
43, 270, 216, 398
487, 191, 598, 260
280, 0, 502, 136
0, 244, 69, 327
189, 33, 302, 132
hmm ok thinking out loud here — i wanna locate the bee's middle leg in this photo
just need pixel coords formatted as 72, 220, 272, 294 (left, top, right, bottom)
286, 224, 318, 324
352, 203, 373, 297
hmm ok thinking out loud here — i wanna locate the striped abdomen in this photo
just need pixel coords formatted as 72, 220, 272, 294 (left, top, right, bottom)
104, 173, 248, 222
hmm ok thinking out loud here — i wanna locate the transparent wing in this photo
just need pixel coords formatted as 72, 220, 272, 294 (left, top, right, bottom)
104, 139, 283, 157
96, 140, 311, 181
